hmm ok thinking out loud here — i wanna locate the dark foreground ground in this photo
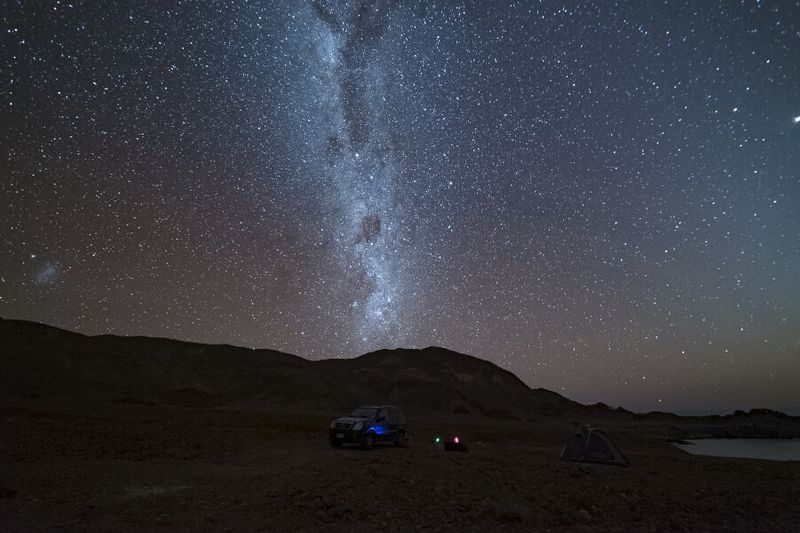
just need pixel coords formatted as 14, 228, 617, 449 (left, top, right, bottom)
2, 399, 799, 532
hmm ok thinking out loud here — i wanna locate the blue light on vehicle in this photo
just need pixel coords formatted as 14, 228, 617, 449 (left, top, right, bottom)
369, 425, 386, 435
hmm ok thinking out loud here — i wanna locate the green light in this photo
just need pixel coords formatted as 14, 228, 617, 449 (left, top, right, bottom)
435, 437, 440, 443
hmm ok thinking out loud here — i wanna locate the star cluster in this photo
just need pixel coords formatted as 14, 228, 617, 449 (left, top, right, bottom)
2, 1, 799, 412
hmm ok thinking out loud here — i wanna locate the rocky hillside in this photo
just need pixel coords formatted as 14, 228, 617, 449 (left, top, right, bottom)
3, 318, 799, 437
0, 318, 576, 417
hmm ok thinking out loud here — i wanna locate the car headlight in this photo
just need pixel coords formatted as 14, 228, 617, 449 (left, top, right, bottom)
330, 420, 337, 428
352, 422, 363, 431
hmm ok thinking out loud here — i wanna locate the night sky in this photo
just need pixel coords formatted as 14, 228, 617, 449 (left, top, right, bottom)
2, 1, 799, 413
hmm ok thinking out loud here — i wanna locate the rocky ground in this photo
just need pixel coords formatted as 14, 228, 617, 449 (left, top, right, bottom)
2, 399, 799, 532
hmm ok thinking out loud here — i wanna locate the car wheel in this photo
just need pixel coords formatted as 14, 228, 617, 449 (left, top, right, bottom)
394, 430, 405, 447
362, 432, 375, 450
330, 439, 342, 448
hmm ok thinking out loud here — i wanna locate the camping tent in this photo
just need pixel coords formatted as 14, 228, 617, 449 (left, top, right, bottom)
561, 425, 629, 466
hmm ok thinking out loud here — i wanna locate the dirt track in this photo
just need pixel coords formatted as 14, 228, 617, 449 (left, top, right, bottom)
2, 399, 799, 532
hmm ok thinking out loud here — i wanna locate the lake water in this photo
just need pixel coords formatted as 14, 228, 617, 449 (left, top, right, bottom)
675, 439, 800, 461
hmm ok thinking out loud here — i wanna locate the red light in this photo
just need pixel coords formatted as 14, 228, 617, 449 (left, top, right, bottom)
454, 436, 460, 444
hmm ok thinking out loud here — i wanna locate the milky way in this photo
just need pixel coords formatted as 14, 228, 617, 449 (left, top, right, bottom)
2, 1, 799, 412
304, 1, 409, 347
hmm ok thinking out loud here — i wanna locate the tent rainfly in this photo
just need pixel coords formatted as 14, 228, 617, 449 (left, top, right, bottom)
561, 425, 629, 466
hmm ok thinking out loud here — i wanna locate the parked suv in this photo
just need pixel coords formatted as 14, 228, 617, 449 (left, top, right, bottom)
329, 405, 406, 449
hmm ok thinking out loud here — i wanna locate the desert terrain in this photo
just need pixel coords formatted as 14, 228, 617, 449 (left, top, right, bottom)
2, 318, 799, 532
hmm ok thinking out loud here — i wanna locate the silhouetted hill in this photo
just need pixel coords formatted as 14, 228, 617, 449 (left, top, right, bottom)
0, 318, 308, 406
0, 318, 576, 417
313, 346, 577, 417
3, 318, 799, 437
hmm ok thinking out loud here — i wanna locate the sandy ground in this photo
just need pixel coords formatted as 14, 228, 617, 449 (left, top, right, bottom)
2, 399, 799, 532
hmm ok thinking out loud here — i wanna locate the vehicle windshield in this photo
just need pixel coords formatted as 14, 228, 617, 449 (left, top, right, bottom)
350, 407, 379, 418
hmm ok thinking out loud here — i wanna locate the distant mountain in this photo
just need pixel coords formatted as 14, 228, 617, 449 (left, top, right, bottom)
0, 318, 576, 417
632, 408, 800, 440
